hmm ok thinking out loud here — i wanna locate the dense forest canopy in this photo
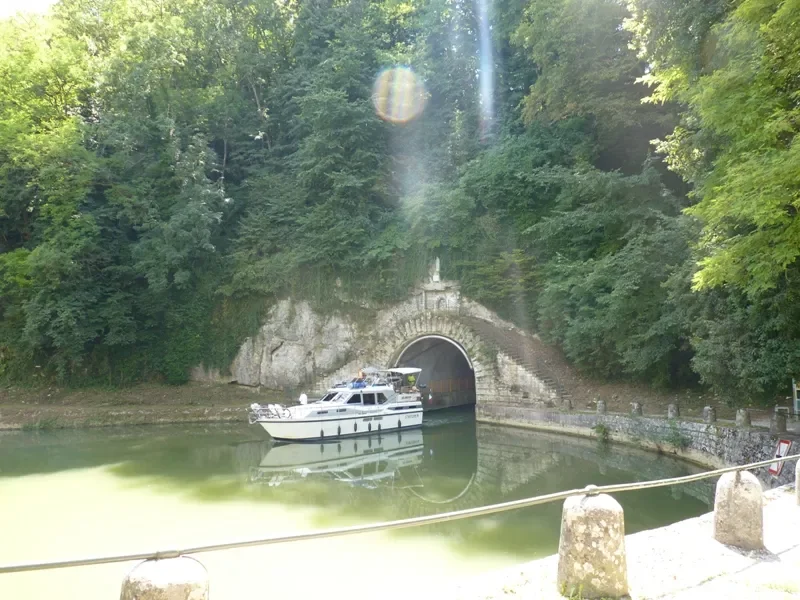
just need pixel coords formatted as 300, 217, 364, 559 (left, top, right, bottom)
0, 0, 798, 403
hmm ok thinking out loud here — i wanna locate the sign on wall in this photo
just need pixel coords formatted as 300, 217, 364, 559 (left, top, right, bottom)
768, 439, 793, 477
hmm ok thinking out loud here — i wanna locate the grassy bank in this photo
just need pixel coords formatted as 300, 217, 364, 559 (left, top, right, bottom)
0, 383, 286, 430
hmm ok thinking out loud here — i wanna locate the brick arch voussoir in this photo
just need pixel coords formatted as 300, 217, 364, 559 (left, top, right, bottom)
387, 318, 476, 370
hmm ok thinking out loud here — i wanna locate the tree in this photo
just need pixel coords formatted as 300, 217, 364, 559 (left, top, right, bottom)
530, 166, 692, 384
630, 0, 800, 295
515, 0, 675, 172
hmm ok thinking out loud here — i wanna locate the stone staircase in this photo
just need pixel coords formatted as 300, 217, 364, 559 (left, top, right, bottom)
456, 316, 574, 405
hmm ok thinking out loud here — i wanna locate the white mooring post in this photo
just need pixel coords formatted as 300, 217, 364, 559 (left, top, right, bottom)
557, 486, 628, 599
713, 471, 764, 550
120, 557, 209, 600
667, 403, 679, 419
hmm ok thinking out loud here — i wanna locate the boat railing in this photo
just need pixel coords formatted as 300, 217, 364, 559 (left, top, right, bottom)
247, 403, 290, 423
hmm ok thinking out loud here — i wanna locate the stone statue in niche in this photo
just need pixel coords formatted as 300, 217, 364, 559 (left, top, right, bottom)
436, 297, 447, 311
429, 257, 441, 283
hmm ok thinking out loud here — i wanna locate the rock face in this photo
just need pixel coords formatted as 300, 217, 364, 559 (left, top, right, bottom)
191, 270, 565, 408
225, 300, 357, 389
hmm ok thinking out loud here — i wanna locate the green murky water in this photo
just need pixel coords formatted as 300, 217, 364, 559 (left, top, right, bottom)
0, 409, 713, 600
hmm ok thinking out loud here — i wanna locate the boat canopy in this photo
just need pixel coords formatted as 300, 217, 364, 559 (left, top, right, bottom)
388, 367, 422, 375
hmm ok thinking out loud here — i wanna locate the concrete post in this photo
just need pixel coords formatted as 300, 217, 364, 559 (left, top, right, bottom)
713, 471, 763, 550
667, 404, 679, 419
597, 400, 607, 415
736, 408, 751, 428
796, 460, 800, 506
631, 402, 643, 416
703, 406, 716, 423
770, 411, 787, 435
120, 557, 209, 600
557, 487, 628, 599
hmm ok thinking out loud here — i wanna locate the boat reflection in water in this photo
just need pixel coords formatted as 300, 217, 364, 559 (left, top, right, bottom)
249, 429, 424, 489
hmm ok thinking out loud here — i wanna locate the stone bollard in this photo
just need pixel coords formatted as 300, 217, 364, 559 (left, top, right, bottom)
713, 471, 763, 550
597, 400, 607, 415
120, 557, 209, 600
557, 487, 628, 599
703, 406, 716, 423
736, 408, 751, 428
668, 404, 680, 419
770, 411, 787, 435
631, 402, 643, 416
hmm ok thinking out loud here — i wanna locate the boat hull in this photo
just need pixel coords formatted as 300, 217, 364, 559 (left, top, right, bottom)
255, 409, 423, 441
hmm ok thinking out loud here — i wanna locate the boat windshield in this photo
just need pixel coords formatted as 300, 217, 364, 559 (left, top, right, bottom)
319, 392, 337, 402
328, 392, 347, 403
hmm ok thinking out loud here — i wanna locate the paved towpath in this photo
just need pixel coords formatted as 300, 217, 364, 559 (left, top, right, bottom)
447, 485, 800, 600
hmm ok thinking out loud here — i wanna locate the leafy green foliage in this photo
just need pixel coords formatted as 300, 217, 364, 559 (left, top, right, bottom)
515, 0, 675, 172
630, 0, 800, 295
685, 274, 800, 403
531, 167, 693, 385
0, 0, 797, 405
593, 423, 611, 444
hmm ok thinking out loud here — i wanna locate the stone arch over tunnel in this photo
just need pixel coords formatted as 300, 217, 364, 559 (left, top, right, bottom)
310, 311, 559, 413
358, 313, 504, 413
393, 335, 476, 410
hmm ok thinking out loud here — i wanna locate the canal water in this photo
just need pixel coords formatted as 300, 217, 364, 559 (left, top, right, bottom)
0, 409, 714, 600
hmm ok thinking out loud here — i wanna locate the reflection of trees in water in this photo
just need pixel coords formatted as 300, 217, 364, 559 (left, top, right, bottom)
0, 424, 265, 479
1, 418, 714, 557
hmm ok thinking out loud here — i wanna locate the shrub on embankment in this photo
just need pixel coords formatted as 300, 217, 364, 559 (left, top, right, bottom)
1, 0, 798, 406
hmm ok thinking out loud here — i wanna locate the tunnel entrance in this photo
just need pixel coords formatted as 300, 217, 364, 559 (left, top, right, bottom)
394, 336, 476, 410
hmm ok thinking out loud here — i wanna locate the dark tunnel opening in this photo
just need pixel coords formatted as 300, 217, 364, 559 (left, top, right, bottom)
395, 336, 476, 411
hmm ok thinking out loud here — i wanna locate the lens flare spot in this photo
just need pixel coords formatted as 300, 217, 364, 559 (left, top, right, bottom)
372, 67, 427, 124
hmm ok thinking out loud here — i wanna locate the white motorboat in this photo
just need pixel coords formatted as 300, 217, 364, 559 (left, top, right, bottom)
247, 367, 424, 441
248, 428, 424, 487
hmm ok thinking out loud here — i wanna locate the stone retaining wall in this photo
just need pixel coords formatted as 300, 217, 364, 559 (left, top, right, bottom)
0, 404, 246, 430
477, 403, 799, 488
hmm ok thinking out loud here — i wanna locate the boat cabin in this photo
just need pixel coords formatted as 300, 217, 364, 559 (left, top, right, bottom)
317, 390, 391, 405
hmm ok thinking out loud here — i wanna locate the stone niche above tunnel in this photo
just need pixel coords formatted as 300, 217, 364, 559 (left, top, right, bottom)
395, 335, 476, 411
408, 258, 461, 314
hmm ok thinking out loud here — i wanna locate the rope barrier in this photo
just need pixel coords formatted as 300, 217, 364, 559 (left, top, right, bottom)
1, 452, 797, 575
